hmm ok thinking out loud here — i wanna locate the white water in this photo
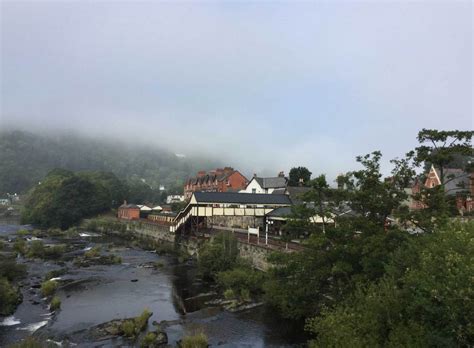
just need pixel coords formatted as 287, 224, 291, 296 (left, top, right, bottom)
0, 316, 21, 326
16, 320, 48, 332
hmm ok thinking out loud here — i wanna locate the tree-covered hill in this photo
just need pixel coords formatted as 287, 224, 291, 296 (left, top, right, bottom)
0, 130, 220, 196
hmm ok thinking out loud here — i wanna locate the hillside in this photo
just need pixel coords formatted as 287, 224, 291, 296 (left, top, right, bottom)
0, 130, 220, 196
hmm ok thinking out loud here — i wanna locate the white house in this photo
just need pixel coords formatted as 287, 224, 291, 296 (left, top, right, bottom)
166, 195, 185, 204
240, 172, 288, 194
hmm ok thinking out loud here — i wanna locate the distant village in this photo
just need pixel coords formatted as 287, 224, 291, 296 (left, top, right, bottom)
117, 165, 474, 239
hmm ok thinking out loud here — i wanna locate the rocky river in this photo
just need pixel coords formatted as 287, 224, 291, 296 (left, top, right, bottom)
0, 221, 305, 347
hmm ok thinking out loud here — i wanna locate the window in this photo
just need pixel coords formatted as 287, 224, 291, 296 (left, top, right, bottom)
252, 188, 256, 194
265, 188, 268, 194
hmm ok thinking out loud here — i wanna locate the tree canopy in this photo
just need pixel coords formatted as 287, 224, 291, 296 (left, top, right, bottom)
288, 167, 312, 186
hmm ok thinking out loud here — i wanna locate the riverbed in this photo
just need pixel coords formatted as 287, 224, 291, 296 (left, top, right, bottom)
0, 222, 304, 347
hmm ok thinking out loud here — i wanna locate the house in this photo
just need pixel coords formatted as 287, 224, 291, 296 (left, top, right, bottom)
410, 165, 474, 212
166, 195, 185, 204
184, 167, 248, 200
118, 201, 140, 220
0, 198, 10, 206
240, 172, 288, 194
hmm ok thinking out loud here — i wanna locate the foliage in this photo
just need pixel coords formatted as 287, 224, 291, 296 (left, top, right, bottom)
44, 268, 68, 281
223, 289, 235, 300
8, 337, 57, 348
50, 296, 61, 311
0, 130, 218, 197
198, 232, 239, 279
84, 246, 101, 258
180, 332, 208, 348
21, 169, 127, 229
307, 221, 474, 347
413, 129, 473, 180
264, 224, 408, 320
13, 238, 27, 255
120, 309, 152, 338
0, 277, 21, 315
26, 240, 45, 258
217, 265, 266, 295
40, 279, 58, 297
0, 260, 27, 281
288, 166, 312, 186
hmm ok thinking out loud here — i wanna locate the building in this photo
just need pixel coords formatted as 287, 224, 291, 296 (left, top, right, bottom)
117, 201, 140, 220
166, 195, 185, 204
148, 211, 177, 224
184, 167, 248, 200
410, 165, 474, 212
240, 172, 288, 194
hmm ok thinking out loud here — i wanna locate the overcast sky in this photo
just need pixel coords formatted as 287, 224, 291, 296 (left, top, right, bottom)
1, 1, 472, 179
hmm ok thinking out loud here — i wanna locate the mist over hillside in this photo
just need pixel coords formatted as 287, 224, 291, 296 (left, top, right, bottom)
0, 129, 221, 195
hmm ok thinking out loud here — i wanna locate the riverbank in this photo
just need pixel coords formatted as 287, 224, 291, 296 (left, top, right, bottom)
0, 221, 305, 347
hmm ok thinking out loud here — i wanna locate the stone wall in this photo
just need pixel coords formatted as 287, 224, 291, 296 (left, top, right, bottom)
209, 215, 265, 230
237, 241, 272, 271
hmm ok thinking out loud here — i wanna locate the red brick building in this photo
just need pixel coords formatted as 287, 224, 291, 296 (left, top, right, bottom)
118, 201, 140, 220
184, 167, 248, 200
411, 165, 474, 213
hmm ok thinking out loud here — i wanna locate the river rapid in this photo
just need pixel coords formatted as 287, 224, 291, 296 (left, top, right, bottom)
0, 222, 305, 347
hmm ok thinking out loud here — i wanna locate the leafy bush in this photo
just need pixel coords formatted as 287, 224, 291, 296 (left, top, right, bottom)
240, 289, 251, 302
8, 336, 57, 348
44, 268, 68, 281
223, 289, 235, 300
141, 331, 157, 347
181, 332, 208, 348
50, 296, 61, 311
44, 245, 66, 259
84, 246, 101, 258
0, 277, 21, 315
120, 309, 152, 338
26, 240, 45, 258
40, 280, 58, 297
121, 320, 136, 338
0, 260, 27, 281
13, 239, 27, 255
217, 265, 266, 295
198, 232, 238, 279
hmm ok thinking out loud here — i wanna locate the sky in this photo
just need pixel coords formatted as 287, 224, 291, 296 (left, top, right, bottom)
1, 0, 472, 179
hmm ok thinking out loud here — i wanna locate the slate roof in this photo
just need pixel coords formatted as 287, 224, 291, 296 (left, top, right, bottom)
193, 192, 292, 205
119, 203, 140, 209
254, 176, 288, 189
266, 206, 293, 217
436, 168, 472, 195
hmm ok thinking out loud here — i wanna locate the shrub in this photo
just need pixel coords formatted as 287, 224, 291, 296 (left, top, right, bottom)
240, 289, 251, 302
44, 268, 68, 281
84, 246, 101, 258
140, 331, 157, 347
223, 289, 235, 300
40, 280, 58, 297
0, 277, 21, 316
9, 336, 57, 348
217, 266, 266, 295
44, 245, 66, 259
121, 320, 136, 337
181, 332, 208, 348
0, 260, 27, 281
198, 232, 238, 278
26, 240, 45, 258
13, 239, 27, 255
50, 296, 61, 311
135, 308, 152, 331
16, 229, 30, 236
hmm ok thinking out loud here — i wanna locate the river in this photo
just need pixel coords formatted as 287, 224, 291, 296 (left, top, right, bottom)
0, 222, 305, 347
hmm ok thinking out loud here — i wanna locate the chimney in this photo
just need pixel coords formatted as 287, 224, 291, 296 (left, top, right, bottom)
123, 200, 127, 205
224, 167, 234, 174
253, 173, 257, 178
298, 178, 304, 186
216, 168, 224, 175
197, 170, 206, 177
278, 171, 285, 177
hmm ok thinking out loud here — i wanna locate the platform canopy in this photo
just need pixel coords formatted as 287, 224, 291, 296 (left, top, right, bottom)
190, 192, 292, 206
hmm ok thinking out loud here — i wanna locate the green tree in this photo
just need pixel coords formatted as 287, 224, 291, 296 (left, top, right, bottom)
307, 221, 474, 347
288, 167, 312, 186
198, 232, 239, 279
413, 129, 473, 183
